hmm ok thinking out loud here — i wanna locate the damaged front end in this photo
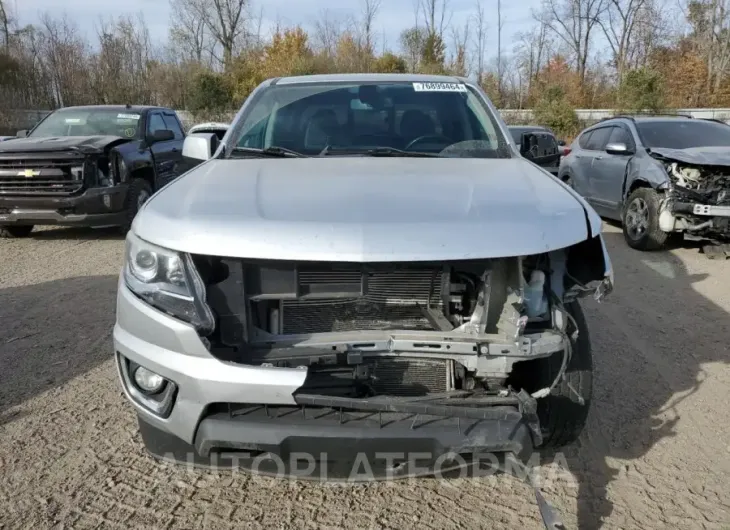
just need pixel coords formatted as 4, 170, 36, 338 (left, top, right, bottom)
651, 151, 730, 240
190, 233, 611, 455
0, 136, 133, 227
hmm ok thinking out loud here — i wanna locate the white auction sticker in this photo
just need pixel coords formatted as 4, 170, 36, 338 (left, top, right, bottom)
117, 113, 141, 120
413, 82, 467, 92
64, 118, 81, 123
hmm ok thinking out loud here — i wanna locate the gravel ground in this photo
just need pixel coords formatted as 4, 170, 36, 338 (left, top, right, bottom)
1, 223, 729, 529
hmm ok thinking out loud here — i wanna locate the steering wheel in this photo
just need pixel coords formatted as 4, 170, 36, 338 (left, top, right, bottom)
405, 134, 452, 151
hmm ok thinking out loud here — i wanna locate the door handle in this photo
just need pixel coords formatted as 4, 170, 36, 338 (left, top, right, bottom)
171, 148, 179, 152
594, 156, 603, 160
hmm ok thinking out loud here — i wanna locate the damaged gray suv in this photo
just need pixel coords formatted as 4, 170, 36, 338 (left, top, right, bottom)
114, 74, 613, 501
559, 115, 730, 250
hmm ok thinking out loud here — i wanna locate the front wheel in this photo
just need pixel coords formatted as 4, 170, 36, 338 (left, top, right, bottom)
536, 301, 593, 448
622, 187, 669, 250
0, 225, 34, 238
119, 178, 153, 234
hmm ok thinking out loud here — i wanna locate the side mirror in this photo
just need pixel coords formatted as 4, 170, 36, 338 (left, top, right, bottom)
16, 130, 27, 138
558, 139, 566, 146
519, 132, 538, 159
605, 142, 632, 155
182, 133, 216, 162
149, 129, 174, 143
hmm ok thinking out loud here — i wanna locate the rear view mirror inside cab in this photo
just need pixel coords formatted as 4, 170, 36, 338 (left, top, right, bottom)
356, 84, 391, 110
350, 99, 373, 110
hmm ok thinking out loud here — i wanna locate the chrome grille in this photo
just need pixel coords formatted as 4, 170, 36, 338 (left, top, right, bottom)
0, 154, 85, 195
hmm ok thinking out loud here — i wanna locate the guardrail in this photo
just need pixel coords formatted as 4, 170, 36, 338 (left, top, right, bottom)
500, 108, 730, 123
3, 107, 730, 135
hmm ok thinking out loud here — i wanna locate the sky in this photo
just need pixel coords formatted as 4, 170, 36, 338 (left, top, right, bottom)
13, 0, 542, 59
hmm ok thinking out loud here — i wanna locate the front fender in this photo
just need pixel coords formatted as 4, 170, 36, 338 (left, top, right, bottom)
113, 141, 155, 183
622, 157, 669, 202
549, 173, 602, 239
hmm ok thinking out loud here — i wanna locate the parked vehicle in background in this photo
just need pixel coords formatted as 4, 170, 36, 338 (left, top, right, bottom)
557, 139, 570, 157
559, 115, 730, 250
115, 73, 613, 528
0, 105, 187, 238
508, 125, 562, 175
188, 121, 229, 141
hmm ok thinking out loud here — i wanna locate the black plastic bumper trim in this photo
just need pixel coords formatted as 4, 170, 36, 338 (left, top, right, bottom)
138, 404, 535, 480
0, 185, 129, 226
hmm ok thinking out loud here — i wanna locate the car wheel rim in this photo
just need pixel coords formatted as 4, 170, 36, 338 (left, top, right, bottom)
137, 190, 150, 210
625, 197, 649, 239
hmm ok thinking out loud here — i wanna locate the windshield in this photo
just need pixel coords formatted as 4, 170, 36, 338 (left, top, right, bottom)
637, 120, 730, 149
228, 81, 511, 158
29, 108, 143, 138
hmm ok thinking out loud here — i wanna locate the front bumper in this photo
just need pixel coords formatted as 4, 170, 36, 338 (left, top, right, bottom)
114, 281, 540, 475
138, 403, 535, 479
0, 185, 129, 227
672, 201, 730, 217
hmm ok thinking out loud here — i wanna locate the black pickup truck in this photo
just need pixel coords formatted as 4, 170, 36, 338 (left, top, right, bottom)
0, 105, 186, 237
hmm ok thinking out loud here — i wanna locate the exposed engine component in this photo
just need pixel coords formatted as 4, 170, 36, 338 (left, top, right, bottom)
197, 236, 609, 398
669, 163, 702, 189
668, 162, 730, 204
298, 357, 453, 397
658, 160, 730, 240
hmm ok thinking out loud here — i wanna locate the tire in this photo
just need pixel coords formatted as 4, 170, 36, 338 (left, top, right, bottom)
536, 301, 593, 448
622, 187, 669, 250
119, 178, 153, 234
0, 225, 34, 238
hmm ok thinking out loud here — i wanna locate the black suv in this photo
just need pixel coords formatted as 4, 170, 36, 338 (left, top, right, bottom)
508, 125, 563, 176
0, 105, 187, 237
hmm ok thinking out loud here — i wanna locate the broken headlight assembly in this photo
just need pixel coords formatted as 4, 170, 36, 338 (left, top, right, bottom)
123, 231, 214, 333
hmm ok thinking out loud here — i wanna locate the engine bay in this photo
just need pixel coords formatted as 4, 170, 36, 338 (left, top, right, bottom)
191, 234, 610, 398
658, 160, 730, 238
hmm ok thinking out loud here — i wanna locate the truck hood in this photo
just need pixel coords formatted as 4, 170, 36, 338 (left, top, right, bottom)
649, 146, 730, 166
136, 157, 595, 262
0, 135, 127, 154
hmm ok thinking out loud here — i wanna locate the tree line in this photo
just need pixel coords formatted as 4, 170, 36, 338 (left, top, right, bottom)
0, 0, 729, 137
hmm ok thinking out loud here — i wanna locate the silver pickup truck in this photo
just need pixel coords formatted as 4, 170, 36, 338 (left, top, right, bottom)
114, 73, 613, 528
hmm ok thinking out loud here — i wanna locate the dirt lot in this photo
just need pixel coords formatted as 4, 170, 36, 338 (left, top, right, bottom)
1, 223, 729, 529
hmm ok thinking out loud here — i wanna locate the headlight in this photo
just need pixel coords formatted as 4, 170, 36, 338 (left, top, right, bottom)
123, 232, 214, 333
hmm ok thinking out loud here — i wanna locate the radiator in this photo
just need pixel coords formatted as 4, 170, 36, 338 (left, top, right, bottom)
366, 357, 448, 396
281, 266, 443, 334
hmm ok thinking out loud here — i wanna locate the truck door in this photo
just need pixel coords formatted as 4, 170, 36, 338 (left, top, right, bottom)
162, 111, 185, 178
146, 112, 178, 188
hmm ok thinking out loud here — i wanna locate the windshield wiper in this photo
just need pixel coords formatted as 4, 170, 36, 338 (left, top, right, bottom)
366, 147, 440, 157
321, 146, 440, 157
231, 146, 307, 158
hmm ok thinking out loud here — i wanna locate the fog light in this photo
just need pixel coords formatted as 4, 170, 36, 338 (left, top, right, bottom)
133, 366, 165, 394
